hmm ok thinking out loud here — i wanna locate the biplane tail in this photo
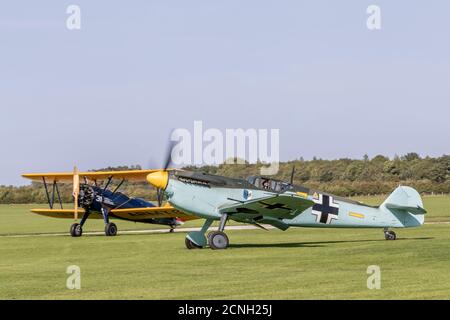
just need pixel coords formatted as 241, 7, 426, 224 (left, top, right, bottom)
381, 186, 426, 226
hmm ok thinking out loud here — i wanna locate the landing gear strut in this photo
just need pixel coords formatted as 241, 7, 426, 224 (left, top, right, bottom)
384, 228, 397, 240
70, 209, 91, 237
208, 213, 229, 250
102, 207, 117, 236
185, 219, 213, 249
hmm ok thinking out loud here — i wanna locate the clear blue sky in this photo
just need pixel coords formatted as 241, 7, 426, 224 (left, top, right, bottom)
1, 1, 449, 185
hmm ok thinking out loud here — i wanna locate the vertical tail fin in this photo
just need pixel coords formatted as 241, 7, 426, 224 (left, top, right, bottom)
381, 186, 427, 215
381, 186, 426, 227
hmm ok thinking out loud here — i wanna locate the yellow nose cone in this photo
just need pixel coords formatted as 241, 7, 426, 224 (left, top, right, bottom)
146, 171, 169, 190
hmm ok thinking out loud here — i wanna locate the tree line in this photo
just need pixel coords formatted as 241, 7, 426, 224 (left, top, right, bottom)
1, 153, 449, 204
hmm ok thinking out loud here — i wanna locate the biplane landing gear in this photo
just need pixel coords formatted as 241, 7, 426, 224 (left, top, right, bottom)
169, 227, 175, 233
207, 213, 229, 250
101, 207, 117, 237
70, 223, 82, 237
384, 228, 397, 240
105, 223, 117, 236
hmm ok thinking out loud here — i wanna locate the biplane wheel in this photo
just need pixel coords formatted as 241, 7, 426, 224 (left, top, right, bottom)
105, 223, 117, 236
185, 237, 202, 249
70, 223, 82, 237
208, 231, 229, 250
384, 230, 396, 240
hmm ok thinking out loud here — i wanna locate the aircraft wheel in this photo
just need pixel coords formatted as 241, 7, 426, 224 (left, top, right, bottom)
70, 223, 82, 237
208, 231, 229, 250
185, 237, 202, 249
105, 223, 117, 236
384, 230, 396, 240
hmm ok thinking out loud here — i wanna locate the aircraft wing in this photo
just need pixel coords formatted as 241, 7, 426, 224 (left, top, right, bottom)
31, 209, 103, 219
22, 169, 168, 183
30, 207, 198, 221
220, 193, 315, 220
110, 206, 199, 221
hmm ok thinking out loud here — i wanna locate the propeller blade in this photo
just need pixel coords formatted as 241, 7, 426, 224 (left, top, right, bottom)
73, 166, 80, 220
157, 188, 162, 206
290, 165, 295, 185
162, 138, 176, 170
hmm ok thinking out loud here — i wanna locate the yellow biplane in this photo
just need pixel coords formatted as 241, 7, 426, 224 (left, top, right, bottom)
22, 167, 197, 237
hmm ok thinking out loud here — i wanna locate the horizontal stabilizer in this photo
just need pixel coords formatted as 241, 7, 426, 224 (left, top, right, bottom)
384, 203, 427, 214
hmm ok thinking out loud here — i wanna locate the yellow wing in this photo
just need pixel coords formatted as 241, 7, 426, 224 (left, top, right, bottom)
22, 169, 168, 183
31, 209, 103, 219
110, 206, 198, 221
30, 207, 198, 221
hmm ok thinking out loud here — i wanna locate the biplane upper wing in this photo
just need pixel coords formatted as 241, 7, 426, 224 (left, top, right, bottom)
220, 193, 315, 220
22, 169, 167, 183
110, 206, 198, 221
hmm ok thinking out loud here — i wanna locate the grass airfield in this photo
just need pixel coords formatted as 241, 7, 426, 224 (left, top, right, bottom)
0, 196, 449, 299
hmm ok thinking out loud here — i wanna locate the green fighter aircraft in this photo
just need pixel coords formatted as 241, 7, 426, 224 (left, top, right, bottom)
145, 165, 427, 250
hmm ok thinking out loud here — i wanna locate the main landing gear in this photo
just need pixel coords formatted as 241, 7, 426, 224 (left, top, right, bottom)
384, 228, 397, 240
69, 207, 118, 237
185, 214, 230, 250
70, 223, 82, 237
105, 222, 117, 236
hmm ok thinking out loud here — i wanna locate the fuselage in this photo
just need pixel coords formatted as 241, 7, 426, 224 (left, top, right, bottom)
163, 171, 424, 229
85, 185, 180, 226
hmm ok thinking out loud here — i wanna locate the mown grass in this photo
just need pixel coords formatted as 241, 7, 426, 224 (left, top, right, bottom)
0, 196, 449, 299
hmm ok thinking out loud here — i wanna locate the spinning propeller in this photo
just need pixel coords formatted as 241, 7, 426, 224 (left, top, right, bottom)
147, 137, 177, 205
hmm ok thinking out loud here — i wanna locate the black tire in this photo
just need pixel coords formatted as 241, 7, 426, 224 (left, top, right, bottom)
185, 237, 202, 249
385, 231, 396, 240
105, 223, 117, 236
70, 223, 82, 237
208, 231, 229, 250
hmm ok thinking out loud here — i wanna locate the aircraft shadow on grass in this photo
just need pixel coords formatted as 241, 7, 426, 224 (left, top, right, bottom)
228, 237, 434, 249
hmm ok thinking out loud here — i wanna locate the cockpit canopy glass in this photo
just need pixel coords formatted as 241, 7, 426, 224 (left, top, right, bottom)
247, 176, 292, 192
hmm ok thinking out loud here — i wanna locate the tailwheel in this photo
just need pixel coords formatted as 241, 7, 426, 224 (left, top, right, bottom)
384, 230, 396, 240
70, 223, 82, 237
105, 222, 117, 236
185, 237, 202, 249
208, 231, 229, 250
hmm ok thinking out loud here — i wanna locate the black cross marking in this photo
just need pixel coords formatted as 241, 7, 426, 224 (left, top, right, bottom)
259, 202, 291, 211
312, 195, 339, 224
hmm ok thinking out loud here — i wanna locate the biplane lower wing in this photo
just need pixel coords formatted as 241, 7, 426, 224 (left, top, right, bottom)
31, 207, 198, 221
31, 209, 102, 219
